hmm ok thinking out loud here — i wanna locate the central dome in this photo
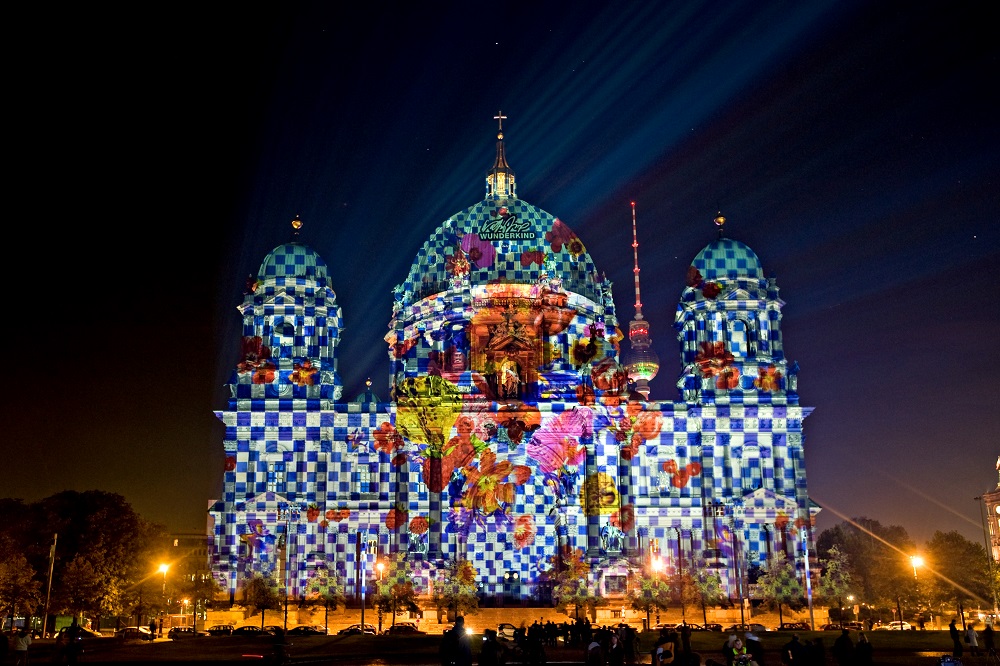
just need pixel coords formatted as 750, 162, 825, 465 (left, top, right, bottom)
401, 198, 603, 305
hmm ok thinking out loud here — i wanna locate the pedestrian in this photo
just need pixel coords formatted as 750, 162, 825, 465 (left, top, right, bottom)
984, 622, 996, 657
13, 628, 31, 666
966, 622, 980, 657
480, 629, 506, 666
653, 631, 676, 666
855, 632, 873, 666
831, 628, 854, 666
441, 616, 473, 666
586, 637, 603, 666
949, 619, 964, 660
608, 632, 626, 666
726, 637, 749, 665
781, 634, 804, 665
744, 631, 764, 666
149, 620, 157, 639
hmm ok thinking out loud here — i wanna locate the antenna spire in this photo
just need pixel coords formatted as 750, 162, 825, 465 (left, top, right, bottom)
631, 201, 643, 319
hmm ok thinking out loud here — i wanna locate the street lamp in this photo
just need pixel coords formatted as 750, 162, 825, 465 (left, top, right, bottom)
157, 564, 169, 638
158, 564, 169, 596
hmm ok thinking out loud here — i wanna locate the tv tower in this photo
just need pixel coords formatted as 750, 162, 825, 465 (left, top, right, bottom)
623, 201, 659, 399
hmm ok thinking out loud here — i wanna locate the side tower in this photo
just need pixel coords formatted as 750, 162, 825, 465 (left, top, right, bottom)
673, 213, 816, 594
208, 216, 346, 602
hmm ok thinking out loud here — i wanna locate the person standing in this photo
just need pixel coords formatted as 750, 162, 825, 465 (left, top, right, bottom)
949, 619, 964, 660
983, 622, 996, 657
966, 622, 981, 657
831, 628, 854, 666
855, 632, 874, 666
744, 632, 765, 666
607, 632, 625, 666
781, 634, 804, 665
13, 628, 31, 666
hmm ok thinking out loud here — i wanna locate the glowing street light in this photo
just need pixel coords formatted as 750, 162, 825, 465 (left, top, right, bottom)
910, 555, 924, 578
158, 563, 169, 596
376, 560, 386, 581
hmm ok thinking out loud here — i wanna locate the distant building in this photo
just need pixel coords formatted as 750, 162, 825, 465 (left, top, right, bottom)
980, 458, 1000, 565
207, 121, 817, 606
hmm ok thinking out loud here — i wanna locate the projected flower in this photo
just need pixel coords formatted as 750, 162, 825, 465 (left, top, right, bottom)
695, 341, 734, 377
513, 514, 537, 548
237, 336, 271, 373
373, 422, 404, 455
290, 360, 318, 386
527, 408, 592, 474
446, 247, 470, 276
461, 233, 496, 268
459, 449, 531, 515
755, 365, 783, 392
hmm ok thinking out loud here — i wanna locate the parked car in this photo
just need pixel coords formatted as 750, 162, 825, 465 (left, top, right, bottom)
821, 621, 864, 631
695, 623, 723, 632
338, 623, 377, 636
497, 623, 517, 640
776, 622, 812, 631
57, 626, 106, 644
382, 623, 426, 636
206, 624, 234, 636
653, 622, 684, 632
876, 621, 912, 631
114, 626, 154, 641
287, 625, 326, 636
167, 626, 205, 639
725, 623, 769, 633
232, 625, 265, 636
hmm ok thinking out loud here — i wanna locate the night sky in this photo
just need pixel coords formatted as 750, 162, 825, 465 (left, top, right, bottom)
8, 2, 998, 550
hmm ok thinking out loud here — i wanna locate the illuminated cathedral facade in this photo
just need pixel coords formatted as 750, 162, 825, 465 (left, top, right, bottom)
207, 122, 818, 608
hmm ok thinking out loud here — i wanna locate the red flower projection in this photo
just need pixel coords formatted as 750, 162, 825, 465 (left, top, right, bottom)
754, 365, 783, 392
513, 514, 537, 548
591, 357, 628, 392
237, 336, 271, 374
545, 218, 582, 254
445, 248, 470, 276
661, 460, 702, 488
251, 364, 276, 384
695, 341, 735, 377
290, 360, 318, 386
715, 367, 740, 389
385, 506, 408, 530
224, 456, 237, 472
325, 508, 351, 522
373, 422, 404, 455
409, 515, 429, 535
520, 250, 544, 266
460, 450, 532, 514
306, 504, 320, 522
391, 336, 418, 359
701, 282, 722, 299
609, 504, 635, 532
686, 266, 703, 288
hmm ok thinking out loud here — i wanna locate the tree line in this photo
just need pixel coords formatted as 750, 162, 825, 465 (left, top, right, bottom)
2, 492, 996, 631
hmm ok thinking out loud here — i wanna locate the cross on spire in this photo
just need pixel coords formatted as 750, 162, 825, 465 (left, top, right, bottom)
494, 110, 507, 132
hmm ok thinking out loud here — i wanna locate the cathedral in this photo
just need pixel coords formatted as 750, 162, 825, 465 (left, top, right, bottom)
207, 121, 818, 608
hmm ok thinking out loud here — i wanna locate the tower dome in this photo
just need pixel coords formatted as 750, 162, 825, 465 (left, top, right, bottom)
690, 238, 763, 281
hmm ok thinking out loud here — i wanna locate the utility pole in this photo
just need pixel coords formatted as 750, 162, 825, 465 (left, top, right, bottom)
43, 533, 57, 637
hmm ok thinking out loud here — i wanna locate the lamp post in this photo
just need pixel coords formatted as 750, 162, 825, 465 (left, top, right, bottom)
975, 495, 1000, 615
910, 555, 923, 628
156, 564, 169, 638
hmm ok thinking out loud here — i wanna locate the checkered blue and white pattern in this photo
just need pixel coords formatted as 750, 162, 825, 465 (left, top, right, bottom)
208, 202, 815, 602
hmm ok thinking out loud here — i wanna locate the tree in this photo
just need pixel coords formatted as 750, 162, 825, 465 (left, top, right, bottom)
629, 570, 671, 629
923, 530, 992, 620
816, 546, 854, 621
432, 558, 479, 621
757, 554, 803, 626
0, 546, 42, 630
243, 573, 282, 628
689, 567, 727, 626
305, 563, 345, 631
817, 517, 916, 617
372, 553, 421, 632
34, 491, 164, 626
549, 548, 606, 621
